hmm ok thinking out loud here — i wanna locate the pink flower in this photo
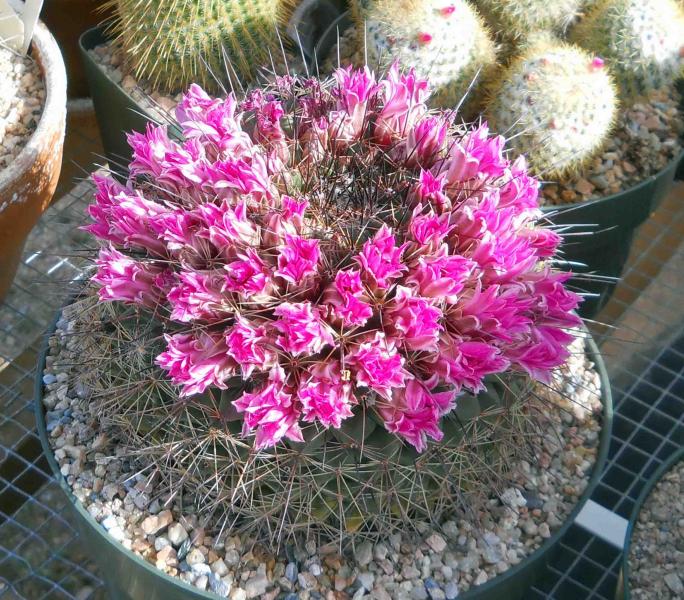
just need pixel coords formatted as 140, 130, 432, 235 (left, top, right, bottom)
375, 64, 430, 146
527, 270, 582, 328
92, 247, 170, 307
127, 124, 205, 189
328, 65, 379, 145
325, 269, 373, 328
347, 332, 408, 400
431, 338, 510, 393
298, 361, 354, 428
203, 156, 273, 204
355, 225, 407, 289
167, 270, 229, 322
402, 116, 448, 167
409, 169, 451, 213
156, 331, 235, 396
406, 252, 474, 301
233, 366, 303, 448
281, 195, 309, 229
378, 379, 454, 452
85, 175, 168, 255
408, 205, 452, 248
508, 326, 574, 383
275, 235, 321, 285
198, 200, 259, 252
273, 302, 335, 356
498, 156, 540, 213
223, 248, 272, 299
225, 316, 275, 377
149, 209, 205, 254
175, 85, 253, 158
384, 286, 443, 351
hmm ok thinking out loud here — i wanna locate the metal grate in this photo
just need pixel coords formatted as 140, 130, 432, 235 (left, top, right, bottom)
1, 162, 683, 598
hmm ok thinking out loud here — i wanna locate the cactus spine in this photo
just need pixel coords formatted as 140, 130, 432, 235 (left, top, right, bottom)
473, 0, 583, 42
344, 0, 497, 110
107, 0, 296, 94
485, 41, 618, 177
570, 0, 684, 100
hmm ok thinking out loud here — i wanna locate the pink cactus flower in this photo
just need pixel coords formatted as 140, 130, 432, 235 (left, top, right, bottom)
92, 247, 171, 307
384, 286, 443, 351
156, 331, 236, 396
378, 379, 454, 451
233, 366, 304, 448
223, 248, 272, 299
273, 302, 335, 356
167, 270, 229, 322
225, 316, 275, 378
275, 234, 321, 286
355, 225, 407, 289
348, 332, 409, 400
324, 269, 373, 327
299, 361, 355, 428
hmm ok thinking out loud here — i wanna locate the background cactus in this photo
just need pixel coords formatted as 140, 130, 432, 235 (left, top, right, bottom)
106, 0, 296, 94
570, 0, 684, 99
472, 0, 584, 44
485, 41, 618, 177
340, 0, 497, 110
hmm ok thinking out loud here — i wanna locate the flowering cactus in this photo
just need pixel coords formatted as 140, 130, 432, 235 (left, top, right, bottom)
83, 64, 582, 541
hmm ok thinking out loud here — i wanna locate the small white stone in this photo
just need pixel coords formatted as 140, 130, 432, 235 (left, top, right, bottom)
167, 523, 188, 546
425, 534, 447, 553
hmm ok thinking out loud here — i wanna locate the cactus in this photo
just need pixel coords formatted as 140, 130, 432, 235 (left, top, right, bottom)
106, 0, 296, 93
76, 68, 584, 547
485, 41, 618, 177
570, 0, 684, 99
472, 0, 583, 42
75, 296, 541, 545
342, 0, 497, 109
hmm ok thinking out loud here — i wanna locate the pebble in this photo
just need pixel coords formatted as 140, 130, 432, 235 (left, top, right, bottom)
444, 581, 459, 599
167, 523, 188, 546
354, 541, 373, 566
628, 460, 684, 599
425, 534, 447, 554
0, 45, 45, 171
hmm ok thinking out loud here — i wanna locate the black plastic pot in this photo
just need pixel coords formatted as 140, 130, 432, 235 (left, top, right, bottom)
79, 26, 156, 176
542, 149, 683, 317
35, 307, 613, 600
618, 446, 684, 600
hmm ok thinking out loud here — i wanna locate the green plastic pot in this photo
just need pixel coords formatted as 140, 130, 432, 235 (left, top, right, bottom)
617, 446, 684, 600
79, 26, 156, 177
35, 307, 613, 600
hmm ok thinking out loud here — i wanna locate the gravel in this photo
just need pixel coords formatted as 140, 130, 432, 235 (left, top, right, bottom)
541, 86, 684, 206
43, 306, 603, 600
0, 45, 45, 170
628, 458, 684, 599
87, 41, 306, 125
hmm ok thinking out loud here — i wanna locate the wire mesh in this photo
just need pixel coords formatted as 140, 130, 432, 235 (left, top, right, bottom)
1, 164, 683, 598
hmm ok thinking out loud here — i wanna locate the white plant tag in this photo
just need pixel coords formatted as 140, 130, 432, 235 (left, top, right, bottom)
7, 0, 43, 54
0, 0, 24, 51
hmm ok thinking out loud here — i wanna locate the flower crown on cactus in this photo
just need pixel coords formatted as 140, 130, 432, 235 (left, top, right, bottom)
86, 63, 582, 455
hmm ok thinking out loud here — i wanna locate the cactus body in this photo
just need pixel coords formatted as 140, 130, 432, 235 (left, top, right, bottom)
485, 42, 618, 177
473, 0, 583, 41
108, 0, 295, 93
80, 298, 538, 546
346, 0, 497, 109
570, 0, 684, 99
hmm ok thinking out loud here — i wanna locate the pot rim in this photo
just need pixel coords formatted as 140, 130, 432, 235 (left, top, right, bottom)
0, 21, 67, 192
34, 302, 613, 599
621, 446, 684, 600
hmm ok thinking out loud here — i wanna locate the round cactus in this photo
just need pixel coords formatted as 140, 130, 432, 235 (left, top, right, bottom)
473, 0, 583, 41
570, 0, 684, 99
345, 0, 497, 109
107, 0, 296, 94
485, 41, 618, 177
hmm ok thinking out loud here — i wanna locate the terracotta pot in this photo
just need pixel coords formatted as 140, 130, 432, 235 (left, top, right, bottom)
41, 0, 112, 98
0, 22, 67, 301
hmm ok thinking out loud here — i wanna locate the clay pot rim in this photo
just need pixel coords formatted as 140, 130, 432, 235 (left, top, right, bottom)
0, 21, 67, 191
